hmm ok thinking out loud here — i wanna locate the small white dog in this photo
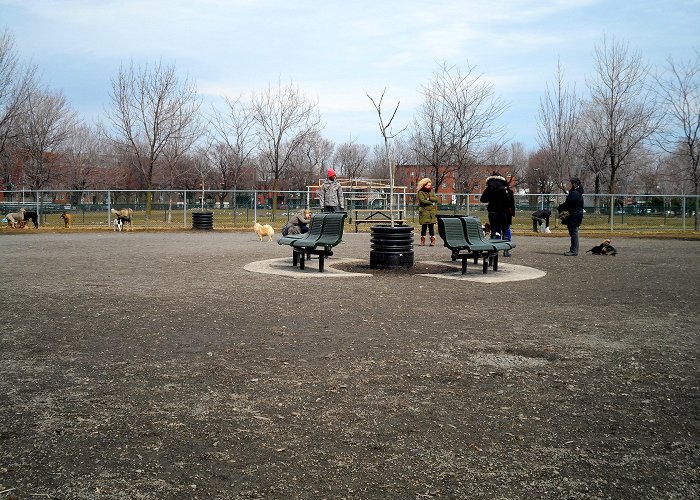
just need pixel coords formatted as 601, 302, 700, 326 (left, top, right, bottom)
253, 222, 275, 242
113, 217, 123, 231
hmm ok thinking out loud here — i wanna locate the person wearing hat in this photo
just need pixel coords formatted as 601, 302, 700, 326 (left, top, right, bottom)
417, 177, 439, 246
557, 177, 584, 256
318, 168, 345, 213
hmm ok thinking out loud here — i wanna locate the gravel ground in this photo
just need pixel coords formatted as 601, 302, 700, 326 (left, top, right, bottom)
0, 230, 698, 499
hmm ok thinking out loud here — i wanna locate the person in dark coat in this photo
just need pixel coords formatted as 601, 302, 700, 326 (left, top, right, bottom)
531, 209, 551, 232
557, 178, 584, 256
480, 172, 510, 240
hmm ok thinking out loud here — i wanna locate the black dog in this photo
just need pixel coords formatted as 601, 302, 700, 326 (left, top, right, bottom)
23, 211, 38, 228
586, 239, 617, 256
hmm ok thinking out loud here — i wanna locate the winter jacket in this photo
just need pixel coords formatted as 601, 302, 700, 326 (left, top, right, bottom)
417, 189, 439, 225
532, 209, 551, 226
318, 179, 344, 210
285, 211, 311, 235
480, 175, 510, 215
558, 185, 584, 227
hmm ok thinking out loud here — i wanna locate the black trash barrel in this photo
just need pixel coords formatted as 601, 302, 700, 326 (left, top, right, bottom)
192, 211, 214, 230
369, 224, 414, 269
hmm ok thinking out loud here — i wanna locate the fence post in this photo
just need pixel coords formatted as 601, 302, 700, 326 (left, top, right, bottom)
253, 190, 257, 222
682, 196, 686, 231
107, 190, 111, 225
610, 194, 614, 232
183, 190, 187, 228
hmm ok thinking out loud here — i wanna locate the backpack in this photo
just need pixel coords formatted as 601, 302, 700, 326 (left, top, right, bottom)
281, 223, 290, 236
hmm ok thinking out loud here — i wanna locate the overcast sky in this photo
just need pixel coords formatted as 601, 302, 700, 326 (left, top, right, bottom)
2, 0, 698, 151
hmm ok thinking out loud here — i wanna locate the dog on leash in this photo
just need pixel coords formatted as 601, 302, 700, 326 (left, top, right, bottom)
586, 239, 617, 256
60, 212, 73, 228
253, 222, 275, 242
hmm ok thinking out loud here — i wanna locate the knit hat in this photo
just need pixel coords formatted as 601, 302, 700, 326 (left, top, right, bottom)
327, 168, 336, 178
416, 177, 431, 192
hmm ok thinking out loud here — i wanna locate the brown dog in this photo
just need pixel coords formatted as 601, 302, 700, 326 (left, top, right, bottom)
586, 239, 617, 256
60, 212, 73, 228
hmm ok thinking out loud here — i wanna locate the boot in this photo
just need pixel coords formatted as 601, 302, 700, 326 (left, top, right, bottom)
429, 236, 436, 246
420, 236, 425, 246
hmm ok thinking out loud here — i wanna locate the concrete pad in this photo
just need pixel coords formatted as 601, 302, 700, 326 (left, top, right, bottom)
245, 256, 545, 283
417, 260, 546, 283
244, 257, 373, 278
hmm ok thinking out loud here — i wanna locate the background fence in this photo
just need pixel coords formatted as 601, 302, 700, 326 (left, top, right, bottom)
1, 189, 698, 232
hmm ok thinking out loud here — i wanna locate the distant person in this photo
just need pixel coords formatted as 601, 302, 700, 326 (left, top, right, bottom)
318, 168, 345, 213
480, 172, 510, 240
531, 209, 551, 232
283, 209, 312, 236
416, 177, 439, 246
557, 177, 584, 256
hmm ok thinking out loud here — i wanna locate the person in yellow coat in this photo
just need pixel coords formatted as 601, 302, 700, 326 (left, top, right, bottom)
416, 177, 439, 246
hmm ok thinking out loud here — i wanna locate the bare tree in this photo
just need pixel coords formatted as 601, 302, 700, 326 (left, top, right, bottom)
413, 63, 507, 196
292, 131, 334, 188
333, 139, 370, 183
368, 88, 405, 224
62, 122, 104, 204
586, 35, 660, 194
526, 148, 560, 206
655, 52, 700, 229
19, 88, 77, 192
577, 99, 610, 198
252, 80, 321, 213
536, 59, 579, 187
208, 95, 258, 207
508, 142, 528, 191
0, 29, 37, 191
105, 60, 201, 216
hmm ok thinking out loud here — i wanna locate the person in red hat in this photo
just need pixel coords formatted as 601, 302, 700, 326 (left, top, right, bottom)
318, 168, 344, 213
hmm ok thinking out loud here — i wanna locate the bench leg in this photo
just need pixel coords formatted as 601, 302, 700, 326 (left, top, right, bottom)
482, 256, 489, 274
292, 250, 299, 267
318, 253, 325, 272
299, 252, 305, 270
461, 257, 467, 275
493, 254, 499, 272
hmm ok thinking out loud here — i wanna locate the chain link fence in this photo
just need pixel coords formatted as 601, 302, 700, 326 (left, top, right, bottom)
1, 189, 698, 232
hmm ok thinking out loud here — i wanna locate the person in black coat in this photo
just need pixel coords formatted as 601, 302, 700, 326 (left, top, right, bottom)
531, 209, 551, 232
557, 178, 584, 256
480, 172, 510, 240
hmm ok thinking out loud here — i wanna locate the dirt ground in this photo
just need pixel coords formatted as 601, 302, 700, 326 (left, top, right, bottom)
1, 230, 698, 499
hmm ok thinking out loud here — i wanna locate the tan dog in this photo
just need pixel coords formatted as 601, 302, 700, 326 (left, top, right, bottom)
60, 212, 73, 228
6, 207, 26, 228
253, 222, 275, 242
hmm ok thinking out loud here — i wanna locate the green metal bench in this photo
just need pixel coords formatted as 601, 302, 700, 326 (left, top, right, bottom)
437, 216, 497, 274
278, 213, 347, 272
